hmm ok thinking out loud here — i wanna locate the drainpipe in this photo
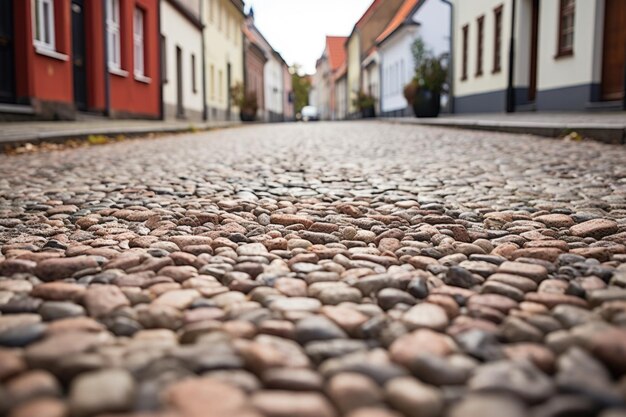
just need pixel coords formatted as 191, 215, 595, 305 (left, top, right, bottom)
506, 0, 517, 113
201, 0, 208, 121
158, 1, 164, 120
440, 0, 454, 114
102, 0, 110, 117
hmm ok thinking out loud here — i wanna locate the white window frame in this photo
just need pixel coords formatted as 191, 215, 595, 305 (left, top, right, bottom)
133, 7, 145, 77
32, 0, 56, 51
106, 0, 122, 71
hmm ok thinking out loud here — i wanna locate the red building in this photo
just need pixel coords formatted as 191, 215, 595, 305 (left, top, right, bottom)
0, 0, 160, 120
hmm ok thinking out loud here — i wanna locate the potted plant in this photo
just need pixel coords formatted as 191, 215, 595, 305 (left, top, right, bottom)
230, 83, 258, 122
403, 37, 447, 118
353, 90, 376, 118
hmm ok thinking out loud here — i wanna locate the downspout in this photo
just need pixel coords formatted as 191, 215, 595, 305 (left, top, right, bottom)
102, 0, 110, 117
157, 1, 164, 120
201, 0, 207, 121
440, 0, 454, 113
506, 0, 517, 113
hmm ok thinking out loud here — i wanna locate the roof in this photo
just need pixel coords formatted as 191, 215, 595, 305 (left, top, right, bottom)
376, 0, 422, 45
355, 0, 385, 29
326, 36, 348, 72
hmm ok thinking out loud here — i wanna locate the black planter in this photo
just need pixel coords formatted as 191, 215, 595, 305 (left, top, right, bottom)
412, 89, 441, 118
240, 110, 256, 122
361, 106, 376, 118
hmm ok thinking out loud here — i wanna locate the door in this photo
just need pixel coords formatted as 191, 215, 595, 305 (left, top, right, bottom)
72, 0, 88, 110
528, 0, 539, 101
0, 0, 15, 104
602, 0, 626, 101
226, 62, 231, 118
176, 46, 184, 118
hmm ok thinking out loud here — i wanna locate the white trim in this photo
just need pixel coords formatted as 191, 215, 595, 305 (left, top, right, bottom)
109, 66, 129, 77
106, 0, 122, 70
35, 46, 69, 61
32, 0, 56, 52
133, 7, 145, 77
134, 74, 151, 84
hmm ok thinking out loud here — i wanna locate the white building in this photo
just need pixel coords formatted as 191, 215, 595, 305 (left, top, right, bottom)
160, 0, 205, 120
452, 0, 625, 113
362, 49, 381, 116
377, 0, 451, 117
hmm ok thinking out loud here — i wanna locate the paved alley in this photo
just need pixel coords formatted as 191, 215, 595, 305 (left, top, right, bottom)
1, 122, 626, 417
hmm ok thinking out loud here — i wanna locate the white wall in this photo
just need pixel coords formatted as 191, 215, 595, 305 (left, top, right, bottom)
264, 56, 284, 116
161, 0, 204, 118
380, 0, 450, 113
453, 0, 512, 97
537, 0, 603, 91
335, 76, 347, 119
203, 0, 245, 118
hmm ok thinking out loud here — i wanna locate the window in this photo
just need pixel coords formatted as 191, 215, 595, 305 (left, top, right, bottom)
191, 54, 197, 93
218, 1, 222, 31
461, 24, 469, 80
493, 5, 503, 73
210, 65, 215, 99
106, 0, 121, 69
476, 16, 484, 76
557, 0, 575, 57
33, 0, 55, 51
161, 35, 167, 83
134, 8, 145, 77
219, 70, 223, 100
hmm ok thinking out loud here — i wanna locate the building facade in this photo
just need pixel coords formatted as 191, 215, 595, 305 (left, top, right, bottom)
1, 0, 160, 120
452, 0, 625, 113
377, 0, 450, 116
243, 27, 267, 119
160, 0, 204, 121
335, 64, 348, 120
203, 0, 245, 121
345, 0, 405, 117
282, 63, 294, 121
312, 36, 347, 120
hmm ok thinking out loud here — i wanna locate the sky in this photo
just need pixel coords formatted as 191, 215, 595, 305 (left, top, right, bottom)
245, 0, 373, 75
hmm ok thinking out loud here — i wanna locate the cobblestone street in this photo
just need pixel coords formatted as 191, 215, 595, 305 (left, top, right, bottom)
2, 121, 626, 417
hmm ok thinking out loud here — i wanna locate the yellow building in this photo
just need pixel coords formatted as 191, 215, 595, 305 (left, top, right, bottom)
346, 33, 361, 116
203, 0, 245, 121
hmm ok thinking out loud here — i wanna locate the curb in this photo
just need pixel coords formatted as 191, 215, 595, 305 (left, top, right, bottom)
0, 121, 243, 151
380, 118, 626, 145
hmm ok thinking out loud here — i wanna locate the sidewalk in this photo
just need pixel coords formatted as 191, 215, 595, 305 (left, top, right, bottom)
383, 112, 626, 144
0, 119, 241, 149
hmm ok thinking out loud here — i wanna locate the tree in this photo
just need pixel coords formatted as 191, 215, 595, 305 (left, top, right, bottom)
290, 64, 311, 115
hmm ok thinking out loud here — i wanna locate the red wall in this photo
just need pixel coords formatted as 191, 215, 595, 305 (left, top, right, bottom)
108, 0, 160, 117
12, 0, 160, 118
14, 0, 73, 104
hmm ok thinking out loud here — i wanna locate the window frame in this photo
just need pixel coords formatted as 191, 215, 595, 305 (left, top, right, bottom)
556, 0, 575, 58
106, 0, 122, 71
133, 7, 146, 77
493, 5, 503, 73
461, 24, 469, 81
476, 15, 485, 77
191, 54, 197, 93
32, 0, 56, 52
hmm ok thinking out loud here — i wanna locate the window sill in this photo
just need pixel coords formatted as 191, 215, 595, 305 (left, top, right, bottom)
109, 66, 129, 78
134, 74, 152, 84
554, 50, 573, 59
34, 46, 69, 62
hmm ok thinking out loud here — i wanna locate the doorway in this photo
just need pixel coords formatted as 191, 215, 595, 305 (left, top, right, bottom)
72, 0, 88, 110
176, 46, 184, 118
0, 0, 16, 104
528, 0, 539, 102
602, 0, 626, 101
226, 62, 231, 119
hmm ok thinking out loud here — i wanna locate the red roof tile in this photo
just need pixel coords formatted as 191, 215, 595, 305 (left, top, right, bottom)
326, 36, 348, 72
356, 0, 384, 29
376, 0, 422, 45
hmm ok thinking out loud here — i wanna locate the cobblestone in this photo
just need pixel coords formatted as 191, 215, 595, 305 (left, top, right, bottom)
1, 121, 626, 416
